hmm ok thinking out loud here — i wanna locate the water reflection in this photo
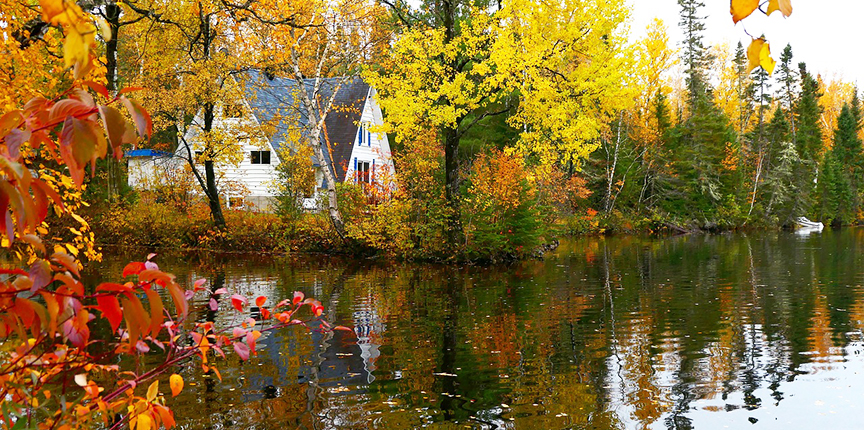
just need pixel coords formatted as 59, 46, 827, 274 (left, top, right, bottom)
84, 229, 864, 429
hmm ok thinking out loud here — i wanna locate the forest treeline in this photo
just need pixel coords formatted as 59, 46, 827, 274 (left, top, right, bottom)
3, 0, 858, 261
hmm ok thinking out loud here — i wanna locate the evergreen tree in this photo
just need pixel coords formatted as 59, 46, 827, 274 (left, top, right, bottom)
827, 103, 864, 222
850, 88, 861, 129
818, 152, 852, 225
763, 106, 797, 221
640, 90, 675, 208
668, 0, 735, 219
795, 63, 823, 162
678, 0, 712, 111
776, 44, 798, 139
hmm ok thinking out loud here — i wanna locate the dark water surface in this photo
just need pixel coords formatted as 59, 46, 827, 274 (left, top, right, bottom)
85, 229, 864, 429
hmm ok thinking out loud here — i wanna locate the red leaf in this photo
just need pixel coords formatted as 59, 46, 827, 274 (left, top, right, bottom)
230, 294, 247, 312
260, 308, 271, 320
49, 99, 95, 124
5, 129, 30, 160
292, 291, 304, 305
208, 298, 218, 311
213, 287, 228, 295
97, 105, 129, 157
255, 296, 266, 307
122, 262, 146, 277
82, 81, 111, 99
96, 295, 122, 332
194, 279, 207, 290
50, 252, 79, 277
0, 268, 28, 276
96, 282, 133, 294
59, 116, 97, 187
28, 260, 52, 291
333, 326, 354, 332
120, 96, 152, 139
233, 342, 250, 361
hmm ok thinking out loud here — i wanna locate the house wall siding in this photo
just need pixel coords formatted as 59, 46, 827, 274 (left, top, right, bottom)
131, 82, 394, 212
344, 89, 395, 185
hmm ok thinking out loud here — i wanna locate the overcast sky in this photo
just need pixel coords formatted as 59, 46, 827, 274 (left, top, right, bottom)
630, 0, 863, 85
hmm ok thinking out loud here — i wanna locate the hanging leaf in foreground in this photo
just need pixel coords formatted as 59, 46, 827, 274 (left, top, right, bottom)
730, 0, 760, 24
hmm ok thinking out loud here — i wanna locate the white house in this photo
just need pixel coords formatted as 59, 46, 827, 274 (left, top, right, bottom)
127, 72, 395, 211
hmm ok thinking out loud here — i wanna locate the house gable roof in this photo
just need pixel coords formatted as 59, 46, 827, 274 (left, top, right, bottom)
244, 71, 370, 182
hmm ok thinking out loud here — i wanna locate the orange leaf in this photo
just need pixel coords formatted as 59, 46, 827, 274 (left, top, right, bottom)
255, 296, 266, 307
118, 87, 145, 95
144, 288, 164, 337
169, 374, 183, 397
730, 0, 759, 23
154, 405, 175, 429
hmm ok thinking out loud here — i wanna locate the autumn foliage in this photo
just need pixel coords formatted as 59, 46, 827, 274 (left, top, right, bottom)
0, 1, 346, 429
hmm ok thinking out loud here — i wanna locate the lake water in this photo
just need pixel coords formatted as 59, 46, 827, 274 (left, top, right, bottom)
85, 229, 864, 429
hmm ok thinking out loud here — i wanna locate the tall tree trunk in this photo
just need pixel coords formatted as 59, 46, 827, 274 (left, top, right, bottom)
443, 126, 462, 244
439, 0, 464, 247
312, 130, 346, 239
104, 2, 122, 200
202, 103, 226, 228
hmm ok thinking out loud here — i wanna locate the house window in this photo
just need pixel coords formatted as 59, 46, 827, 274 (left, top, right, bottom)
358, 124, 364, 145
357, 161, 371, 184
251, 150, 271, 164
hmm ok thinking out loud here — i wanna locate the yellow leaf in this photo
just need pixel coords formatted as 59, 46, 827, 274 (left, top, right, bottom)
96, 17, 112, 42
759, 41, 776, 74
746, 38, 765, 73
136, 414, 152, 430
64, 27, 89, 69
730, 0, 759, 23
169, 374, 183, 397
767, 0, 793, 17
146, 380, 158, 402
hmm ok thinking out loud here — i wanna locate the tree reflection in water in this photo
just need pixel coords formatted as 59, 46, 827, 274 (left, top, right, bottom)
84, 229, 864, 429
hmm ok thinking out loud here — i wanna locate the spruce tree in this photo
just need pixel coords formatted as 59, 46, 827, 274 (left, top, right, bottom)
776, 44, 798, 139
763, 106, 796, 221
850, 88, 861, 129
670, 0, 734, 219
678, 0, 711, 110
829, 103, 863, 221
794, 63, 823, 163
